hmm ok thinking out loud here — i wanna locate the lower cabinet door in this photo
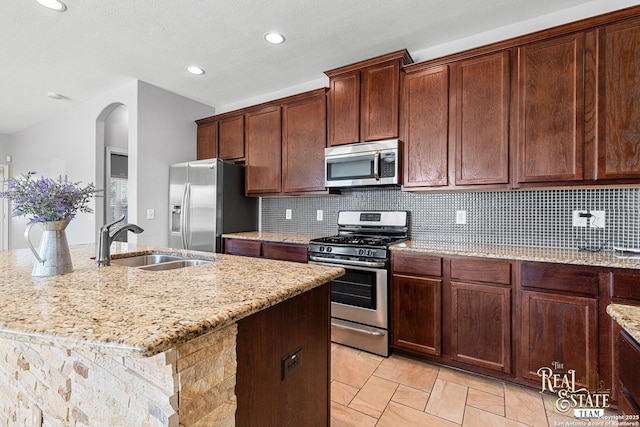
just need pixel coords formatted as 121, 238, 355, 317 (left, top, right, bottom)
392, 274, 442, 356
450, 281, 512, 373
519, 290, 598, 385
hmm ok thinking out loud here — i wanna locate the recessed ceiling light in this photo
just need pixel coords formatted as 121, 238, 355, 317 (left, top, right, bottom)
36, 0, 67, 11
264, 32, 285, 45
47, 92, 64, 100
186, 65, 205, 75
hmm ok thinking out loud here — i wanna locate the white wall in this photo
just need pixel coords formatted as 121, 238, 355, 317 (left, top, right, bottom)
6, 81, 138, 249
5, 80, 215, 250
134, 81, 215, 246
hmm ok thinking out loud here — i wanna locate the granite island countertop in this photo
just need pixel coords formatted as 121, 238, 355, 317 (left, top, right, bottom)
0, 243, 344, 358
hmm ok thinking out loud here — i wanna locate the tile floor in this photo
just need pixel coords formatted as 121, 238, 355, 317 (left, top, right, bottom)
330, 343, 616, 427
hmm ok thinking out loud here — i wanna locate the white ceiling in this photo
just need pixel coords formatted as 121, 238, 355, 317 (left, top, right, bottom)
1, 0, 638, 135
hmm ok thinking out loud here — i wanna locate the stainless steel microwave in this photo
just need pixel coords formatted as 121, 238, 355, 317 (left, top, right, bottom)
325, 139, 400, 188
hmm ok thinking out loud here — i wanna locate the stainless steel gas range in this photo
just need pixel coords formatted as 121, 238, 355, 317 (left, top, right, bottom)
308, 211, 408, 356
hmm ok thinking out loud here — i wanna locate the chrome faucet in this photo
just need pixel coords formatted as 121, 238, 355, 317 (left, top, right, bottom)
95, 215, 144, 267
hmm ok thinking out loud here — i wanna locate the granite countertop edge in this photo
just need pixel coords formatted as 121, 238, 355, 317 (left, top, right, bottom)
606, 304, 640, 344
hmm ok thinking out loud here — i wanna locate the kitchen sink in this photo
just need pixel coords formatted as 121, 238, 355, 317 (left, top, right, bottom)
110, 254, 183, 267
110, 254, 213, 271
137, 259, 212, 271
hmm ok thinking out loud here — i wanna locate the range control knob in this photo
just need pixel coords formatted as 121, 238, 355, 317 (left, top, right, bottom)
358, 249, 364, 255
326, 247, 332, 253
319, 246, 325, 252
366, 249, 373, 256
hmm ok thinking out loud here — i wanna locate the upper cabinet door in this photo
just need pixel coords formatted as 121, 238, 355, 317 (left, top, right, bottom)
596, 17, 640, 180
282, 92, 327, 193
516, 33, 585, 183
361, 61, 401, 142
245, 106, 282, 195
453, 51, 511, 186
196, 121, 217, 160
327, 71, 360, 146
401, 65, 450, 188
218, 115, 245, 161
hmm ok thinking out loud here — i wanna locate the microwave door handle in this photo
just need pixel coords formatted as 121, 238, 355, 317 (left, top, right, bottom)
374, 151, 380, 180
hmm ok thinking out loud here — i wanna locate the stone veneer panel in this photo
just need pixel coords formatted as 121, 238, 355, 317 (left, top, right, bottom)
0, 324, 237, 426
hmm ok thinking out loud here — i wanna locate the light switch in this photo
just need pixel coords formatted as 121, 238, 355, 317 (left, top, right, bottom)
285, 209, 292, 220
317, 210, 323, 221
146, 209, 155, 220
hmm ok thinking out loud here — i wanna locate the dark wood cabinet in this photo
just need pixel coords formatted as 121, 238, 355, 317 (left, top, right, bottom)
599, 269, 640, 405
401, 50, 510, 190
218, 115, 245, 161
326, 50, 412, 146
450, 258, 512, 373
393, 274, 443, 356
224, 238, 308, 263
519, 262, 598, 386
515, 33, 586, 183
453, 51, 511, 186
327, 71, 360, 146
596, 16, 640, 180
236, 283, 329, 427
618, 331, 640, 415
245, 106, 282, 195
401, 65, 450, 188
391, 252, 443, 356
360, 60, 401, 142
282, 91, 327, 193
196, 121, 217, 160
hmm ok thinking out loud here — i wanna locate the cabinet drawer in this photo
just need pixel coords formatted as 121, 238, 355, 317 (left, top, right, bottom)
224, 239, 262, 257
521, 261, 598, 297
611, 270, 640, 302
262, 242, 308, 263
451, 258, 511, 285
619, 332, 640, 405
392, 251, 442, 277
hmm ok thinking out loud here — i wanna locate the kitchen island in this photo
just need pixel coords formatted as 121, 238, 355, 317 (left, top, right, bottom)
0, 243, 343, 426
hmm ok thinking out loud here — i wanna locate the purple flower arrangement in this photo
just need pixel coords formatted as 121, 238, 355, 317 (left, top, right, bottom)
0, 172, 98, 224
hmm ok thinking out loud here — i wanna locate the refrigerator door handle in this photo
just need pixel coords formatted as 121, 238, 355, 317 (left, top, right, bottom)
180, 183, 189, 249
185, 182, 192, 249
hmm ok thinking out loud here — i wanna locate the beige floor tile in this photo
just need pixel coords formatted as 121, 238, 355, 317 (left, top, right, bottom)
349, 375, 398, 418
377, 401, 461, 427
374, 354, 439, 392
438, 366, 505, 396
332, 345, 382, 389
504, 383, 548, 427
358, 349, 385, 363
391, 384, 430, 411
462, 406, 531, 427
466, 387, 505, 416
425, 378, 468, 424
330, 401, 378, 427
332, 380, 359, 406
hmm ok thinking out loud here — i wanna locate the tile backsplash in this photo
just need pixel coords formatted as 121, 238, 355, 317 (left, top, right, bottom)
261, 187, 640, 250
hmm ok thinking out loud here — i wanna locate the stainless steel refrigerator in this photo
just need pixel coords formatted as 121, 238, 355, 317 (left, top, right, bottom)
169, 159, 257, 252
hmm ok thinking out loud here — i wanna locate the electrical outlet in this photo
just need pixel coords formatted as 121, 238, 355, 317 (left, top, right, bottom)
572, 210, 589, 227
285, 209, 292, 220
456, 210, 467, 225
281, 347, 302, 380
146, 208, 155, 220
316, 210, 323, 221
590, 210, 605, 228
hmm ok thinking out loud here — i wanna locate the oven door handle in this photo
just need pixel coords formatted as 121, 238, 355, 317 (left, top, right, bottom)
332, 321, 385, 336
309, 255, 386, 268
